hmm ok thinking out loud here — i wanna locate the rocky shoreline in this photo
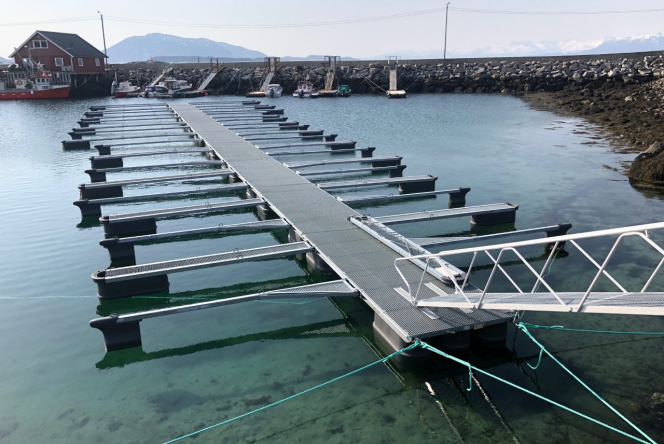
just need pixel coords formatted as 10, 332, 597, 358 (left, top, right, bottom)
114, 53, 664, 97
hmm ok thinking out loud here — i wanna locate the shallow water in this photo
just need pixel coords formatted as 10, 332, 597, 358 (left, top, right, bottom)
0, 94, 663, 443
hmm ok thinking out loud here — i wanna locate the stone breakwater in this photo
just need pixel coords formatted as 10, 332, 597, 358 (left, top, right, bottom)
112, 54, 664, 95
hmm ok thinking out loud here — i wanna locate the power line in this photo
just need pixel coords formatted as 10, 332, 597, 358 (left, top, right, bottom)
2, 6, 664, 28
450, 7, 664, 15
102, 9, 450, 28
0, 16, 97, 27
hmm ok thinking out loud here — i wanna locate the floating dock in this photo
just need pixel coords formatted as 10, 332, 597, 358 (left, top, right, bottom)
74, 100, 605, 367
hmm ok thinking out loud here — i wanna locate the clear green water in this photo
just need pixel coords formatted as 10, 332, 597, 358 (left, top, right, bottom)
0, 94, 663, 443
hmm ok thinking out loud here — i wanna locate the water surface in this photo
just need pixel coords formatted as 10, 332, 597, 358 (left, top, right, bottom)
0, 94, 663, 443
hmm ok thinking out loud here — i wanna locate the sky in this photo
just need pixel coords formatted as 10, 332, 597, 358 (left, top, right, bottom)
1, 0, 664, 59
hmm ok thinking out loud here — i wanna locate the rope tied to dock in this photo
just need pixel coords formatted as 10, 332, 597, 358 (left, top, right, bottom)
515, 322, 658, 444
160, 341, 421, 443
518, 322, 664, 336
421, 339, 658, 444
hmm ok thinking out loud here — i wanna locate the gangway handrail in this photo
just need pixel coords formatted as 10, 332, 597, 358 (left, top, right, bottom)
394, 221, 664, 312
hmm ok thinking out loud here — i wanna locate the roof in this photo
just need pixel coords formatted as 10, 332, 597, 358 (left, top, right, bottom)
9, 30, 107, 58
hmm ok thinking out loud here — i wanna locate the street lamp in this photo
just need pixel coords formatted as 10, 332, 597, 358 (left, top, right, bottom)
444, 2, 450, 60
98, 11, 107, 69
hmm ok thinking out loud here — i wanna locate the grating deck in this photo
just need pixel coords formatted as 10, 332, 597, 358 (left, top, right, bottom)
256, 140, 355, 149
285, 156, 401, 169
170, 103, 510, 341
90, 161, 223, 173
81, 170, 233, 189
417, 292, 664, 315
412, 224, 562, 248
104, 242, 313, 281
114, 219, 289, 244
103, 198, 264, 223
83, 183, 248, 205
318, 175, 435, 190
374, 203, 516, 225
267, 148, 367, 157
117, 280, 358, 322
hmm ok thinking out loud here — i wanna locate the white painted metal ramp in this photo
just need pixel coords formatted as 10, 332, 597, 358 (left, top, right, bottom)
397, 222, 664, 316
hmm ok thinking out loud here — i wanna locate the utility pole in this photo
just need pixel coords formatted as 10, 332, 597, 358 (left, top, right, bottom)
97, 11, 108, 69
444, 2, 450, 60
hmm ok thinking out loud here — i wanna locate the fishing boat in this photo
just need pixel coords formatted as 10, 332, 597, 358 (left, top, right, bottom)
265, 84, 283, 98
111, 80, 141, 98
292, 81, 316, 98
0, 71, 70, 100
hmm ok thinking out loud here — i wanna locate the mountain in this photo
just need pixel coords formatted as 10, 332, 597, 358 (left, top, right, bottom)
579, 34, 664, 55
0, 56, 12, 64
378, 34, 664, 60
107, 33, 266, 63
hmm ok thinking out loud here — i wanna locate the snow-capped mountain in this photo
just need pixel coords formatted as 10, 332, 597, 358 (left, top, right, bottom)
378, 34, 664, 60
107, 33, 266, 63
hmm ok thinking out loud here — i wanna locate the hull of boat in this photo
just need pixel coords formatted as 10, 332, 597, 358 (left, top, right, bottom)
0, 86, 71, 100
114, 89, 141, 98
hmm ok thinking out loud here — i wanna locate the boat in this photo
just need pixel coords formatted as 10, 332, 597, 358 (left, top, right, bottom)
0, 71, 70, 100
141, 78, 196, 98
265, 84, 283, 98
112, 80, 141, 98
292, 81, 316, 98
338, 84, 351, 97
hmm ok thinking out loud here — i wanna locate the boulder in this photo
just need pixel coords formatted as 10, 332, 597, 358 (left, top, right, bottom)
629, 142, 664, 183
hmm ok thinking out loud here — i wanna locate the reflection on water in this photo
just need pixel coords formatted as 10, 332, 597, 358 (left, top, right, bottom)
0, 95, 663, 443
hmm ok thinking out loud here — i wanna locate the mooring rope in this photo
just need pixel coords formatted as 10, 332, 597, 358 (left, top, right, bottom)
160, 341, 420, 443
515, 323, 658, 444
518, 322, 664, 336
421, 340, 657, 444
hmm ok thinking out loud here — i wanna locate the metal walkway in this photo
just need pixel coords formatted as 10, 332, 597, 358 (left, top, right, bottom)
79, 170, 233, 189
396, 222, 664, 316
318, 175, 436, 190
256, 140, 355, 149
374, 203, 518, 225
100, 220, 289, 261
169, 103, 508, 341
74, 184, 249, 217
94, 241, 313, 283
102, 198, 264, 224
285, 156, 401, 169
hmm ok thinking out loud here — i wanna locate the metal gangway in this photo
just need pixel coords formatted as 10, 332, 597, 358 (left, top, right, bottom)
395, 222, 664, 316
386, 56, 406, 98
320, 56, 340, 95
149, 63, 174, 86
256, 57, 280, 93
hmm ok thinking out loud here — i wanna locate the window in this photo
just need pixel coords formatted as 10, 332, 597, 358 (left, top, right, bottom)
32, 40, 48, 49
95, 58, 100, 67
54, 58, 64, 67
78, 58, 83, 67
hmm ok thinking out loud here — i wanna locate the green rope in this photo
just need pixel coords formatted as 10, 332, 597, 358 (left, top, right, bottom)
515, 323, 657, 444
519, 322, 664, 336
528, 346, 545, 370
420, 341, 655, 444
161, 341, 420, 444
466, 366, 473, 392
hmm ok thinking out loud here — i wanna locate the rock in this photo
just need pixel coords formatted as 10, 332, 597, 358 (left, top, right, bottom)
645, 141, 664, 155
650, 392, 664, 412
629, 142, 664, 183
625, 95, 634, 102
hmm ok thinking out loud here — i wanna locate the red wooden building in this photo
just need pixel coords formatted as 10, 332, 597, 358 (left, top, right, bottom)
9, 30, 107, 73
